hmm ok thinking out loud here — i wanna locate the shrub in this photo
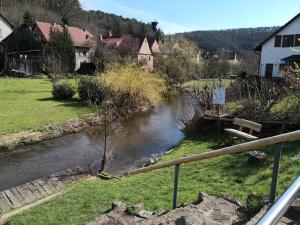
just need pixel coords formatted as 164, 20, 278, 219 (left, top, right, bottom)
52, 81, 76, 100
103, 63, 167, 118
78, 77, 106, 104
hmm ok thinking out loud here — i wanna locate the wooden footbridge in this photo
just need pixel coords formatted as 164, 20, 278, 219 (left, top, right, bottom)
0, 167, 88, 214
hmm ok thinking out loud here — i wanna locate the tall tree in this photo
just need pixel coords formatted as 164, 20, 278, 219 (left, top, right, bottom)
23, 10, 34, 27
44, 26, 75, 77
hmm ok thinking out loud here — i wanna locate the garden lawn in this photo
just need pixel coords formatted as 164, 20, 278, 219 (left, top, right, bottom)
0, 78, 97, 134
7, 135, 300, 225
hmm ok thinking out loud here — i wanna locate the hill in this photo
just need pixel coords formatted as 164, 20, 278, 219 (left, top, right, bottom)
177, 27, 279, 56
1, 0, 157, 37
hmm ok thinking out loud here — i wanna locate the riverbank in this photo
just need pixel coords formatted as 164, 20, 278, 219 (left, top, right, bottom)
0, 78, 153, 151
6, 135, 300, 225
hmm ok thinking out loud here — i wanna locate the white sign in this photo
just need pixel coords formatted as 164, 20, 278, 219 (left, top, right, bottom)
212, 87, 225, 105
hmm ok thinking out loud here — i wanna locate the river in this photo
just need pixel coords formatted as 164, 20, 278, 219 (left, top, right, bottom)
0, 94, 196, 191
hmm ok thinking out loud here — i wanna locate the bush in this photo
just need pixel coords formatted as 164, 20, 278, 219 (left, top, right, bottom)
103, 63, 167, 118
78, 77, 106, 104
52, 81, 76, 100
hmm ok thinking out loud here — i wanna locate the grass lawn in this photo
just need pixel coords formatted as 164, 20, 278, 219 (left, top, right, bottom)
0, 78, 97, 135
7, 135, 300, 225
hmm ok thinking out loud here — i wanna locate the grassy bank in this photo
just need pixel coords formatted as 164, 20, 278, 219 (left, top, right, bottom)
7, 135, 300, 225
0, 78, 97, 135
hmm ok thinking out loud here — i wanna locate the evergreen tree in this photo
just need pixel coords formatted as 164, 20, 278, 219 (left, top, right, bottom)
23, 10, 35, 27
45, 27, 75, 75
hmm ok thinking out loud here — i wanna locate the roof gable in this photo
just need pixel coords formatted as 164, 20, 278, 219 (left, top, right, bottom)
34, 21, 94, 48
0, 14, 14, 29
138, 37, 152, 55
254, 13, 300, 51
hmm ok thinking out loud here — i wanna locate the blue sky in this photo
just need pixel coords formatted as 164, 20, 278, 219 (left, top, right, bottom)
80, 0, 300, 34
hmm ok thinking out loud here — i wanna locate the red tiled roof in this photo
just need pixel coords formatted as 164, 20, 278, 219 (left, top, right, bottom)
101, 37, 123, 47
35, 21, 94, 48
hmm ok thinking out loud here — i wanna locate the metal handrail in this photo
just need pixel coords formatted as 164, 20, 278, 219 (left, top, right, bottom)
257, 176, 300, 225
127, 130, 300, 209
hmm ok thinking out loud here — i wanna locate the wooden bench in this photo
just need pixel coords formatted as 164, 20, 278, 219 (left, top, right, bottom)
225, 118, 262, 144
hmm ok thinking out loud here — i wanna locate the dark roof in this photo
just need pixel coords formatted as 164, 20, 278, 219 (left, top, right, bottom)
147, 37, 156, 48
0, 14, 14, 29
254, 13, 300, 52
281, 55, 300, 62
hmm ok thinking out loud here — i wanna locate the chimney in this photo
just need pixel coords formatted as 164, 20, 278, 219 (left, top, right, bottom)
100, 34, 103, 41
109, 30, 112, 37
151, 20, 159, 33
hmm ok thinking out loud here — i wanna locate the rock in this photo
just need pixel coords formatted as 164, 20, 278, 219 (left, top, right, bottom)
153, 208, 166, 216
87, 195, 244, 225
248, 151, 267, 164
126, 203, 145, 216
145, 158, 156, 167
112, 201, 127, 212
138, 210, 153, 219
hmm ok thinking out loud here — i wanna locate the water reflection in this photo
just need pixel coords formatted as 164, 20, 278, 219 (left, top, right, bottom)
0, 93, 196, 191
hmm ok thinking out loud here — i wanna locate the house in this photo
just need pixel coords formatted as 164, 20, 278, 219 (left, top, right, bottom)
0, 14, 14, 72
0, 15, 13, 42
254, 13, 300, 78
33, 22, 95, 71
102, 34, 160, 72
1, 24, 43, 76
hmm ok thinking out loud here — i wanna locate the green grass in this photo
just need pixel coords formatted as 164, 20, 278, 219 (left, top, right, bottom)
0, 78, 97, 134
7, 136, 300, 225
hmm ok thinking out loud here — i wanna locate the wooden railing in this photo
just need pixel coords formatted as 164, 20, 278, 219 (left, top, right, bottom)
128, 130, 300, 209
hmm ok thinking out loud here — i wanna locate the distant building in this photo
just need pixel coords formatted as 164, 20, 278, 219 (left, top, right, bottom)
102, 34, 160, 72
34, 22, 95, 71
1, 24, 43, 76
254, 13, 300, 78
0, 14, 14, 72
0, 15, 13, 42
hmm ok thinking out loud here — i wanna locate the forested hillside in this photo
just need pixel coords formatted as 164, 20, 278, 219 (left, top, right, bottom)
1, 0, 157, 37
178, 27, 279, 56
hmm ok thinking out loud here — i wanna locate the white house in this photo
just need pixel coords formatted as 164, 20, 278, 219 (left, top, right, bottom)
0, 15, 13, 42
254, 13, 300, 78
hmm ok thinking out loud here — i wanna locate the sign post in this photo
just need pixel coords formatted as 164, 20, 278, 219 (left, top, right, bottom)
212, 87, 225, 134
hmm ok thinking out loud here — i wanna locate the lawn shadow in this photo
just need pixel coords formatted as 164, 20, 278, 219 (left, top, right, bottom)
38, 97, 92, 109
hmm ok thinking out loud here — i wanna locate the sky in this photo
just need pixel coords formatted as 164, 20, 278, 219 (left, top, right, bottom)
80, 0, 300, 34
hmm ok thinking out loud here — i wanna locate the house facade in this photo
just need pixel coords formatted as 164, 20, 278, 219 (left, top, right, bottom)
0, 15, 14, 72
2, 24, 43, 76
254, 13, 300, 78
0, 15, 13, 42
34, 22, 95, 71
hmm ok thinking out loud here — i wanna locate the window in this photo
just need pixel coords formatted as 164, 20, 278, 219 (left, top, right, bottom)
265, 64, 273, 79
282, 35, 295, 47
274, 35, 282, 47
295, 34, 300, 46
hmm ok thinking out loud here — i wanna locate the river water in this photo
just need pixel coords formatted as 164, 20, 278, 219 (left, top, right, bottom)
0, 94, 196, 191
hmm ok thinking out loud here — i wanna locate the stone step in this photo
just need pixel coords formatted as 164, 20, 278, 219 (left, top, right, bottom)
86, 195, 244, 225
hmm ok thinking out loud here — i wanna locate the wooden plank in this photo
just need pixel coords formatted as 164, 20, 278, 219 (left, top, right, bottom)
128, 130, 300, 175
26, 183, 42, 200
35, 179, 53, 195
0, 192, 12, 212
224, 129, 258, 140
48, 177, 65, 190
40, 178, 56, 193
10, 188, 24, 203
233, 118, 262, 132
20, 184, 37, 203
4, 190, 22, 208
31, 181, 48, 196
15, 186, 31, 205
